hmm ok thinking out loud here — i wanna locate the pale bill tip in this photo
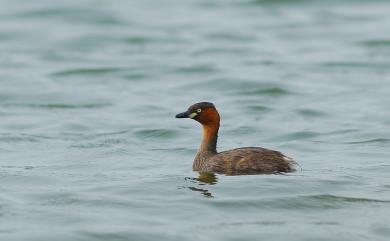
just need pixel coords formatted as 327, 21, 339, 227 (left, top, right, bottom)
189, 113, 197, 119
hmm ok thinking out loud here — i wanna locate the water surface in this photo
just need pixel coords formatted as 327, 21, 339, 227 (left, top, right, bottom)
1, 0, 390, 240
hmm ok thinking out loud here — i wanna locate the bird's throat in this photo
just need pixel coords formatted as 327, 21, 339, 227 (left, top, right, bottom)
199, 123, 219, 154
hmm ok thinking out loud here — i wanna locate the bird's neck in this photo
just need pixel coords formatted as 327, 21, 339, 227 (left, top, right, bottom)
199, 122, 219, 154
193, 123, 219, 171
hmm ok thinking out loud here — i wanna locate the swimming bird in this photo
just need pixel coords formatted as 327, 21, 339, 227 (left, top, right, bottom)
175, 102, 296, 175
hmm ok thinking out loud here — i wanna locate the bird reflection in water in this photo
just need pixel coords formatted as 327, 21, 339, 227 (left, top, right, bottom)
183, 172, 217, 198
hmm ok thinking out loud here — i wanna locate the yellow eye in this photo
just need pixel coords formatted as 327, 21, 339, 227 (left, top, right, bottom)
197, 108, 202, 113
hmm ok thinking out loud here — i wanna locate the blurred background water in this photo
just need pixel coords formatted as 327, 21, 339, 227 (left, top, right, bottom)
1, 0, 390, 240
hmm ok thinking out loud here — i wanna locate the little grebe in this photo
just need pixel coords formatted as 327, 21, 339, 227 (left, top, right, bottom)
176, 102, 296, 175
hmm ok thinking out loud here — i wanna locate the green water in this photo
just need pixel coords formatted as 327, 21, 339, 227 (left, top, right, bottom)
1, 0, 390, 240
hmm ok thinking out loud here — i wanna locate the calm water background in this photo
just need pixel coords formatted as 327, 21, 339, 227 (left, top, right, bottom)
1, 0, 390, 240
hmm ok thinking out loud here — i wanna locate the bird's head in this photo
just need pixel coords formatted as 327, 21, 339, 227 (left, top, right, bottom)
175, 102, 220, 126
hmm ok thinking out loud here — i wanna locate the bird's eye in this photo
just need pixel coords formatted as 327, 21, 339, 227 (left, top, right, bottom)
197, 108, 202, 113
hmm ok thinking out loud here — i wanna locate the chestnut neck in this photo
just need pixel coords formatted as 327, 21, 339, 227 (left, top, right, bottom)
199, 121, 219, 154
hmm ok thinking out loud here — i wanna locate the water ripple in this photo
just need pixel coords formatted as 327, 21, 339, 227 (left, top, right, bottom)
133, 129, 178, 140
310, 194, 390, 203
240, 87, 290, 96
247, 105, 271, 112
272, 131, 320, 141
346, 138, 390, 144
211, 194, 390, 210
359, 39, 390, 47
249, 0, 310, 5
16, 7, 124, 25
296, 109, 326, 118
2, 102, 111, 109
50, 67, 130, 77
174, 64, 218, 74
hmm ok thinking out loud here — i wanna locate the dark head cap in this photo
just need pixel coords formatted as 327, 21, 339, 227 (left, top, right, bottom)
175, 102, 217, 120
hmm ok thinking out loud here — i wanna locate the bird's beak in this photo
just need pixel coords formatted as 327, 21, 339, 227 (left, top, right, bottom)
175, 111, 190, 118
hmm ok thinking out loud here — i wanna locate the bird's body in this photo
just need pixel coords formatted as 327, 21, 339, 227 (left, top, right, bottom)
176, 102, 296, 175
194, 147, 295, 175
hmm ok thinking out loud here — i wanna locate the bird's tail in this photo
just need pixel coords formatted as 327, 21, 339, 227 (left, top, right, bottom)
283, 155, 302, 171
